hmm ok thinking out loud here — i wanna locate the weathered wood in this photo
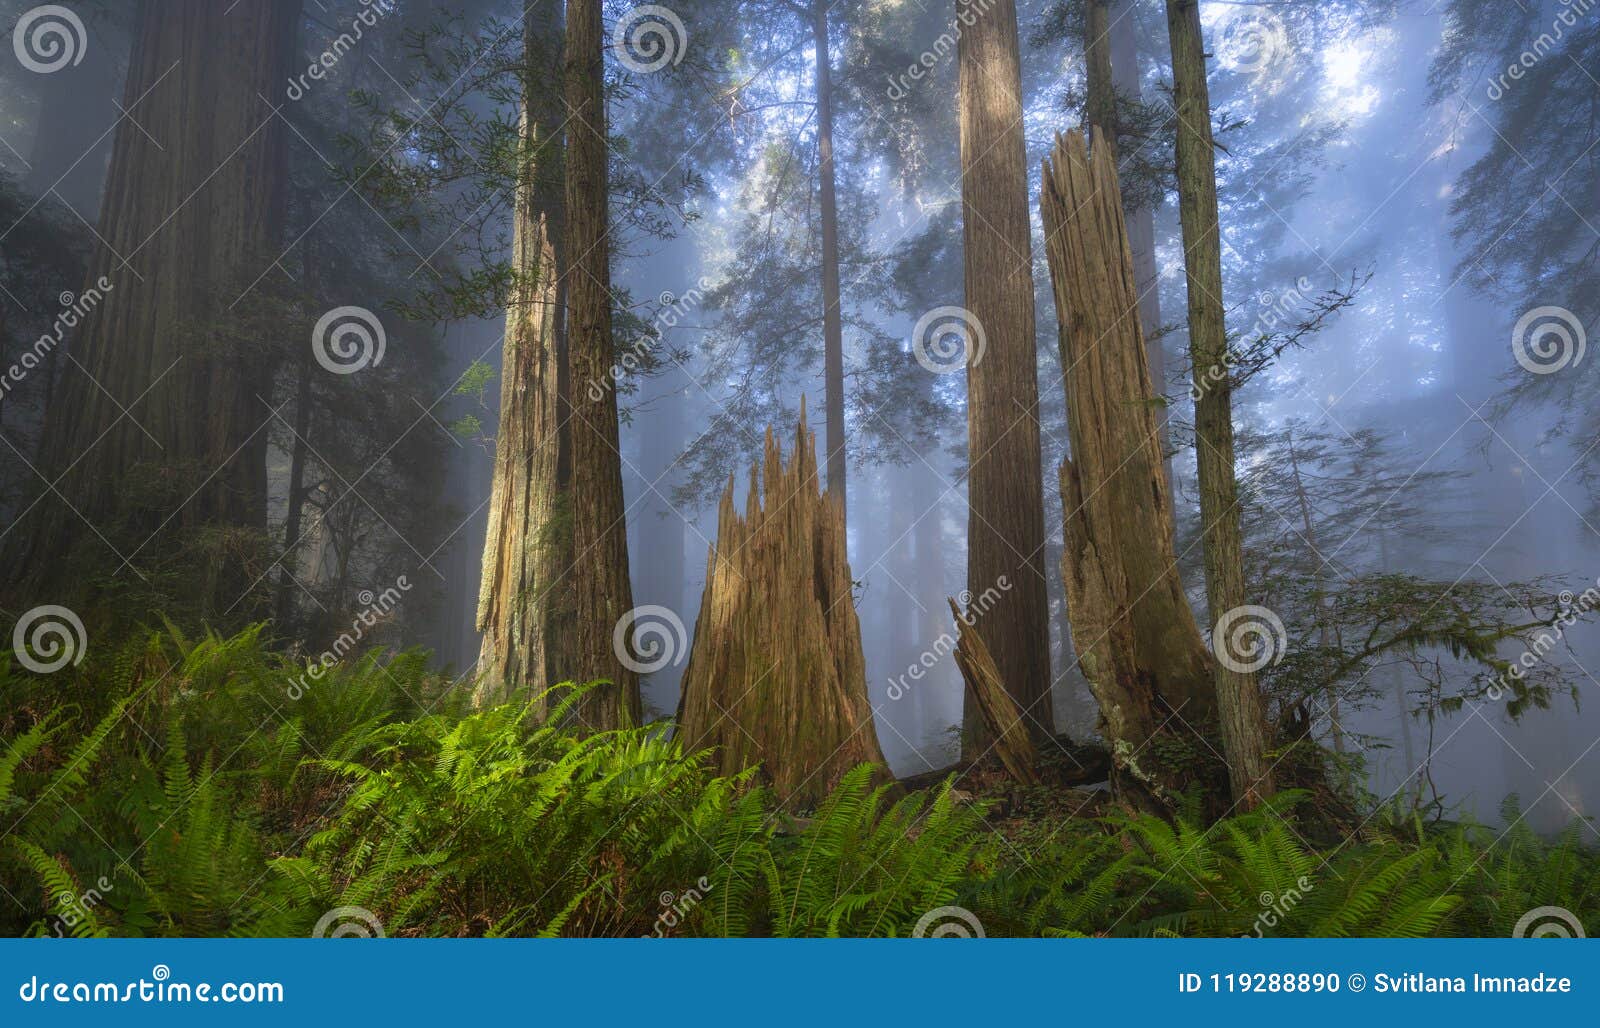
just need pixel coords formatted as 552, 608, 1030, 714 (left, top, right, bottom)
675, 402, 887, 810
947, 598, 1039, 786
1039, 129, 1222, 810
474, 214, 570, 709
474, 5, 572, 710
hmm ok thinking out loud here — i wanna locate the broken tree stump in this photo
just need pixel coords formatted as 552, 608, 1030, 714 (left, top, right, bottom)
948, 597, 1040, 786
1040, 129, 1224, 809
675, 401, 888, 810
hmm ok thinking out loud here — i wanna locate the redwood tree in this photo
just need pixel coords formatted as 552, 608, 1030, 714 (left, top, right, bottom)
475, 3, 573, 707
7, 0, 301, 617
564, 0, 641, 727
956, 0, 1053, 752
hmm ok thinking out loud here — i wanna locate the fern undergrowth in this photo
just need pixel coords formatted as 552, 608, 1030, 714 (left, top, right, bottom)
1, 625, 1595, 938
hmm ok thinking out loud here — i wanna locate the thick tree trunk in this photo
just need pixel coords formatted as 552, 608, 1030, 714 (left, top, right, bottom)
475, 3, 574, 709
1040, 129, 1222, 810
8, 0, 301, 617
676, 404, 888, 810
956, 0, 1053, 756
564, 0, 640, 728
813, 1, 848, 520
1165, 0, 1273, 807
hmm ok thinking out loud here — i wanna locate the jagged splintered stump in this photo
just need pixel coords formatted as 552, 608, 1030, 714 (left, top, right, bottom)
948, 597, 1040, 786
1040, 129, 1223, 809
676, 403, 888, 811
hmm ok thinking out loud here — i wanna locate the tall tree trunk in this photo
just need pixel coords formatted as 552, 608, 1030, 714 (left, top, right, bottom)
956, 0, 1053, 756
1082, 1, 1116, 136
1107, 0, 1171, 478
1165, 0, 1273, 807
564, 0, 640, 728
1040, 128, 1222, 811
475, 3, 574, 709
813, 1, 847, 520
7, 0, 301, 619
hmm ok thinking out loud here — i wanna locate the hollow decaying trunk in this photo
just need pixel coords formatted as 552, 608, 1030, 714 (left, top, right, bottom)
948, 598, 1039, 786
676, 404, 887, 810
1039, 129, 1221, 809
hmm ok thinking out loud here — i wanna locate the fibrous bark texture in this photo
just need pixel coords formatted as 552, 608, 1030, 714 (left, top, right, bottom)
676, 404, 887, 811
956, 0, 1053, 755
564, 0, 640, 728
948, 598, 1039, 786
1166, 0, 1273, 807
475, 5, 572, 709
1040, 129, 1219, 808
475, 213, 572, 709
10, 0, 300, 615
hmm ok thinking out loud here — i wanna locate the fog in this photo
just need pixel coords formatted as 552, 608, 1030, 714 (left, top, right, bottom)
2, 0, 1596, 833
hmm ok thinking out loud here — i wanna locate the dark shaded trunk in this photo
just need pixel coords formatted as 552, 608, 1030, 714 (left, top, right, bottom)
7, 0, 301, 621
1166, 0, 1273, 807
564, 0, 640, 727
956, 0, 1053, 756
1083, 1, 1116, 136
813, 1, 847, 520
